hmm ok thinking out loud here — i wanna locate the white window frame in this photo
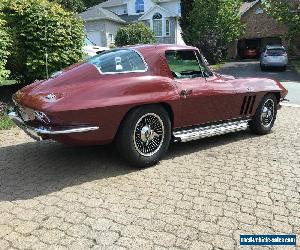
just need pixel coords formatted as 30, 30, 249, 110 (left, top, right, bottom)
165, 19, 170, 37
152, 13, 163, 37
108, 33, 114, 44
135, 0, 144, 13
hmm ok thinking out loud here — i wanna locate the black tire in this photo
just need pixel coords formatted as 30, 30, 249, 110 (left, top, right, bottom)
249, 94, 278, 135
116, 105, 171, 168
260, 64, 266, 71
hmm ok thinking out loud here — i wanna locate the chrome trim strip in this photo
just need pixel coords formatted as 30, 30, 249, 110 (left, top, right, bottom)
173, 119, 250, 143
35, 126, 99, 135
9, 111, 99, 138
9, 112, 42, 141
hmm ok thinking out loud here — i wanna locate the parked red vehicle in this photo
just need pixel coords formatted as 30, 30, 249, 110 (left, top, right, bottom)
243, 47, 259, 59
10, 44, 288, 167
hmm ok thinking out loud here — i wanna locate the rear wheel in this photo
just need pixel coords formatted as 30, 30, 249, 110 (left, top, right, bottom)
249, 94, 277, 135
116, 105, 171, 168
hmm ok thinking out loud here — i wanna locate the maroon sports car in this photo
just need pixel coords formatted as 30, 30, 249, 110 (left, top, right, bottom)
9, 44, 288, 167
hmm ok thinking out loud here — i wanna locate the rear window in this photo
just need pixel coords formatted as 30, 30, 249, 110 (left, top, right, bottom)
88, 49, 147, 74
266, 49, 286, 56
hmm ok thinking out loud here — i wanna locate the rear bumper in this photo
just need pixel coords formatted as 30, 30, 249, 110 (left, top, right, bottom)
261, 59, 288, 67
9, 111, 99, 141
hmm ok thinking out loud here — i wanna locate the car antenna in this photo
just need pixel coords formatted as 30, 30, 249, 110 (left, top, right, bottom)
44, 5, 49, 79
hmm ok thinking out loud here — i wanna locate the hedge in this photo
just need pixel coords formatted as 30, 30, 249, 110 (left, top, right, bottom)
0, 15, 11, 81
1, 0, 85, 83
115, 22, 156, 47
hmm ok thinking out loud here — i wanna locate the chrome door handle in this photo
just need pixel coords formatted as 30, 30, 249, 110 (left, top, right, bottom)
180, 89, 193, 99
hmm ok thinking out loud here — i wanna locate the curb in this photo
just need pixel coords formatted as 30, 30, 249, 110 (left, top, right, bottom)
281, 103, 300, 108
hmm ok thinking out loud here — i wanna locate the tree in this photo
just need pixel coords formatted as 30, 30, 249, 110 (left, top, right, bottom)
115, 23, 156, 47
179, 0, 195, 45
82, 0, 106, 9
1, 0, 85, 83
180, 0, 243, 64
52, 0, 85, 13
262, 0, 300, 39
0, 15, 11, 81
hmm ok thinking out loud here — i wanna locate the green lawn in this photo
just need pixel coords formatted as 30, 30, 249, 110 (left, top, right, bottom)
291, 58, 300, 74
0, 115, 15, 130
210, 63, 225, 72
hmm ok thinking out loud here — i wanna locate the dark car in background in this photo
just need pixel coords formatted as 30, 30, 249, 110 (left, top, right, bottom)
243, 47, 260, 59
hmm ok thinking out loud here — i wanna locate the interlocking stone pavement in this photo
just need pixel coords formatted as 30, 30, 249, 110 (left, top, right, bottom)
0, 106, 299, 250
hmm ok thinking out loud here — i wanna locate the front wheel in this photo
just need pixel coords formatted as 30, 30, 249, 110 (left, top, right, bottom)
116, 105, 171, 168
249, 94, 278, 135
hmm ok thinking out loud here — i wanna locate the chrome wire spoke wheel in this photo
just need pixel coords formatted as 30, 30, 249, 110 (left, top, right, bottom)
133, 113, 165, 157
261, 99, 275, 127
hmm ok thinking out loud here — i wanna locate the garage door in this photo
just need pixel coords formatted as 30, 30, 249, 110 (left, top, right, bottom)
86, 31, 102, 46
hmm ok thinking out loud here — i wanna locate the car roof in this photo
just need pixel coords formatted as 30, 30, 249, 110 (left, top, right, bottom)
266, 45, 285, 50
123, 44, 197, 53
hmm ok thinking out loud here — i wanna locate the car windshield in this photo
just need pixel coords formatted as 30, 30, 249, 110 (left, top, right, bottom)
85, 37, 95, 46
266, 48, 286, 56
165, 50, 213, 79
87, 49, 147, 74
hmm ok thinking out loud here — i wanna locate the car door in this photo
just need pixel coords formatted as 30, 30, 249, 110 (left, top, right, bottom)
204, 76, 242, 121
165, 50, 238, 127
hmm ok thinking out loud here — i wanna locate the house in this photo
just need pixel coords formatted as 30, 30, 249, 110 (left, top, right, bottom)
228, 0, 300, 58
79, 0, 185, 47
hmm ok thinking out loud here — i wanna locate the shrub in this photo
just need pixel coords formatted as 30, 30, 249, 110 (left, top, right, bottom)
52, 0, 85, 13
0, 16, 11, 81
115, 22, 156, 47
1, 0, 85, 84
180, 0, 243, 64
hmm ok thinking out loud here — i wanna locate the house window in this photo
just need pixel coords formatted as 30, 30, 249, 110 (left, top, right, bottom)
153, 13, 163, 37
135, 0, 144, 13
166, 19, 170, 36
108, 34, 114, 44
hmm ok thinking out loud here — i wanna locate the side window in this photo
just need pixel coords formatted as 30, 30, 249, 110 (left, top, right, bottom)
88, 49, 146, 74
165, 50, 211, 79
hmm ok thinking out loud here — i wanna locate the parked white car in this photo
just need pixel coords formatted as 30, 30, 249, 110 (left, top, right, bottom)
260, 45, 288, 71
83, 37, 109, 58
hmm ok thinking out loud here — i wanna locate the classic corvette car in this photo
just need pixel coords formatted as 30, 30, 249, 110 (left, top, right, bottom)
9, 44, 288, 167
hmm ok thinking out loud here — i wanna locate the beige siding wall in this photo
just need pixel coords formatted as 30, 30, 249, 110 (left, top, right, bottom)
84, 20, 124, 47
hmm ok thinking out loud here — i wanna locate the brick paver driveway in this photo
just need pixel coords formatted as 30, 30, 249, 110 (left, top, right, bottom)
0, 106, 299, 250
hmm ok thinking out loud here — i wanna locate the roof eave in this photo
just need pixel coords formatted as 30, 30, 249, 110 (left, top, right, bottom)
82, 17, 126, 23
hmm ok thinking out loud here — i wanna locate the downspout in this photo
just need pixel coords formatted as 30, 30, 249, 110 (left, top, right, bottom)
175, 17, 178, 44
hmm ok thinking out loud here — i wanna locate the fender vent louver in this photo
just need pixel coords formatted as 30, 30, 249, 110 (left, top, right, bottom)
240, 95, 257, 115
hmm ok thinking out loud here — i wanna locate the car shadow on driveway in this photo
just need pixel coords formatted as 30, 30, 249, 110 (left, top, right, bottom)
0, 130, 259, 202
0, 142, 135, 201
219, 60, 300, 82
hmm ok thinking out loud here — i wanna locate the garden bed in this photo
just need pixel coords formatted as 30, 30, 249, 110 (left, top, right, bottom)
291, 58, 300, 74
0, 102, 14, 130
